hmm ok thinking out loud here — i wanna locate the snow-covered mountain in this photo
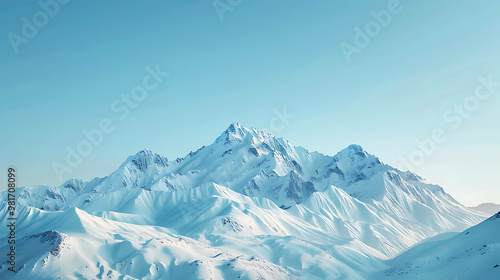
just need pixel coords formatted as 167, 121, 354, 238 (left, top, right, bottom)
0, 123, 490, 279
469, 203, 500, 215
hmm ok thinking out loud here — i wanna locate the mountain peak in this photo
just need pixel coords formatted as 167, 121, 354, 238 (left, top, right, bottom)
224, 122, 251, 137
216, 123, 252, 146
335, 144, 369, 159
130, 149, 168, 171
332, 144, 384, 171
347, 144, 364, 152
226, 122, 244, 132
134, 148, 155, 158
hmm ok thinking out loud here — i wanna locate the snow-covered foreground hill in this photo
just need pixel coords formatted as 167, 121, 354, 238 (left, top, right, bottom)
374, 211, 500, 280
0, 124, 492, 279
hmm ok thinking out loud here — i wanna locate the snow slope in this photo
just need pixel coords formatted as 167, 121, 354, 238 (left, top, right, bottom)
0, 123, 489, 279
0, 186, 387, 279
0, 201, 299, 280
373, 212, 500, 280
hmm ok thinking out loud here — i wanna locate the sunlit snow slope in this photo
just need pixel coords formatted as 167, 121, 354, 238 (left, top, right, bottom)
373, 212, 500, 280
0, 123, 488, 279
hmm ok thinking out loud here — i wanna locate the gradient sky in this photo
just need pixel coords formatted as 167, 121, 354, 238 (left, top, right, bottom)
1, 0, 499, 206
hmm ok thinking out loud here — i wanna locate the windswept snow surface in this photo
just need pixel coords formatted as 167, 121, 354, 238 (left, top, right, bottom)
374, 212, 500, 280
0, 124, 489, 279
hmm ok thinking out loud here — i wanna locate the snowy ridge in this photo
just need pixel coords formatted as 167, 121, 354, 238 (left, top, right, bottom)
468, 203, 500, 215
0, 123, 489, 279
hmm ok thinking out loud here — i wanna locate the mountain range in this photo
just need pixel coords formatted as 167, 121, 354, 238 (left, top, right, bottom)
0, 123, 496, 279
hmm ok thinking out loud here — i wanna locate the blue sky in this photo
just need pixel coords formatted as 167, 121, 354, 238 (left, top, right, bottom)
0, 0, 499, 205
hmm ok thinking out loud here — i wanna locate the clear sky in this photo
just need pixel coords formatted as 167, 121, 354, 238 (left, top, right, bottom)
0, 0, 499, 206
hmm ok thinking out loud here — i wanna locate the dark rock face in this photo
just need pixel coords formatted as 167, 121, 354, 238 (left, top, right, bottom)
248, 147, 259, 157
286, 171, 316, 204
154, 154, 169, 167
492, 212, 500, 220
132, 150, 152, 172
24, 230, 70, 258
